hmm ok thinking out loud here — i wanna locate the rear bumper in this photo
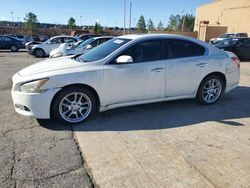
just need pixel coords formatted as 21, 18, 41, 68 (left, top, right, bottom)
225, 69, 240, 93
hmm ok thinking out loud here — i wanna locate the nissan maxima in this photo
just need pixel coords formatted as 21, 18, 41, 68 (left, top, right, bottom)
11, 34, 240, 124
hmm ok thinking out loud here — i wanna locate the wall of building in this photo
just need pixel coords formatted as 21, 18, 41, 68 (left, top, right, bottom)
194, 0, 250, 35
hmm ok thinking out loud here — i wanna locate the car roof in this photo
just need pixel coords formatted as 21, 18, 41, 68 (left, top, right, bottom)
225, 32, 247, 34
117, 34, 200, 41
93, 36, 114, 40
52, 35, 76, 39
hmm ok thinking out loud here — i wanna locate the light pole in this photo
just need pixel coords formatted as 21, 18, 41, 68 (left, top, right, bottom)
123, 0, 126, 35
11, 11, 14, 25
80, 16, 82, 26
128, 1, 132, 34
181, 11, 185, 32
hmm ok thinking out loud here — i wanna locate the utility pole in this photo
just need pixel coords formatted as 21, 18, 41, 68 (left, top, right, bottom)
123, 0, 126, 35
128, 1, 132, 34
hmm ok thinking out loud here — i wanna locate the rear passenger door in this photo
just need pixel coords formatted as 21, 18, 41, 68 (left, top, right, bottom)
164, 39, 207, 97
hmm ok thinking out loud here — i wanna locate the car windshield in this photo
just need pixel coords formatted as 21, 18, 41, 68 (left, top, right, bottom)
218, 34, 235, 38
78, 38, 131, 62
75, 38, 94, 49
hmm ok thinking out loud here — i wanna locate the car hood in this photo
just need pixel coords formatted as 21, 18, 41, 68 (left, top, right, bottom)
18, 56, 83, 76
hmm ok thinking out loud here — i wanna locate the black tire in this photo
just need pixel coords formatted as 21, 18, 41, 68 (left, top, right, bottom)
196, 75, 224, 105
10, 45, 18, 52
52, 87, 97, 124
34, 48, 45, 58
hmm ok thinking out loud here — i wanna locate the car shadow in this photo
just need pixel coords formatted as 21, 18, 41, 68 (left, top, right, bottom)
38, 86, 250, 132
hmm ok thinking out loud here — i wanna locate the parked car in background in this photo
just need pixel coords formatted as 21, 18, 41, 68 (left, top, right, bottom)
50, 36, 113, 58
78, 34, 101, 41
0, 35, 25, 52
5, 34, 31, 43
29, 36, 80, 58
215, 37, 250, 60
31, 35, 40, 42
12, 34, 240, 124
209, 32, 248, 45
25, 41, 42, 51
39, 35, 49, 42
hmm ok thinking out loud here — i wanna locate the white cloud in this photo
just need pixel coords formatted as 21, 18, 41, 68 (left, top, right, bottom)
0, 16, 6, 20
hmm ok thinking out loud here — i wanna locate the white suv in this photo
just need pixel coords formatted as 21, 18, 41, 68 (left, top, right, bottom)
29, 36, 80, 58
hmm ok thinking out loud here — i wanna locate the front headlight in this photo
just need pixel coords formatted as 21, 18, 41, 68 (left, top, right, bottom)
20, 78, 49, 93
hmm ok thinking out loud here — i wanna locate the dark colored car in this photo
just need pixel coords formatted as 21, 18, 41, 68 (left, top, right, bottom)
0, 35, 25, 52
215, 38, 250, 60
78, 34, 101, 41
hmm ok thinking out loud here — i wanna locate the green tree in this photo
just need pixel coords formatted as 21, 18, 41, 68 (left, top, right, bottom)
181, 14, 195, 32
136, 15, 146, 32
166, 14, 181, 31
23, 12, 39, 33
157, 21, 164, 30
94, 22, 102, 34
67, 17, 76, 29
147, 19, 154, 31
166, 14, 195, 31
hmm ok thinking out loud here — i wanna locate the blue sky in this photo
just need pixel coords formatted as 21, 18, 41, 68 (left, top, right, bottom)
1, 0, 212, 27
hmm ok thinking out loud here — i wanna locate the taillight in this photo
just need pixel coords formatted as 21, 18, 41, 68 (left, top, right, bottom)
231, 56, 240, 68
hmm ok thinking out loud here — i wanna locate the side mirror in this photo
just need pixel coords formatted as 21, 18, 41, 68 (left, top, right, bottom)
86, 44, 92, 49
116, 55, 133, 64
47, 41, 51, 45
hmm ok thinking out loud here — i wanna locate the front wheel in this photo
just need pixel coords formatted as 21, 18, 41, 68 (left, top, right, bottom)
197, 75, 224, 104
52, 87, 97, 124
34, 48, 45, 58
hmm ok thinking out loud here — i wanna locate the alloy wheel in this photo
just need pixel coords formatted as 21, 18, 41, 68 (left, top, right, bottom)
59, 92, 92, 123
202, 78, 222, 104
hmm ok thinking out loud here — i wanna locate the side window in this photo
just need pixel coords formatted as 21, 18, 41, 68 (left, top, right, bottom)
242, 39, 250, 47
167, 39, 205, 59
90, 40, 99, 47
120, 40, 163, 63
100, 38, 110, 44
50, 38, 62, 44
242, 33, 248, 37
2, 37, 12, 41
63, 38, 75, 43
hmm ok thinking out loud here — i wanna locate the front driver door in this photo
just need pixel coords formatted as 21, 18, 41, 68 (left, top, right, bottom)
103, 39, 166, 106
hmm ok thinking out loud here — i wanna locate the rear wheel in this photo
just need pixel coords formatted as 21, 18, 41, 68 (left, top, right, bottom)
10, 45, 18, 52
197, 75, 224, 104
34, 48, 45, 58
52, 87, 97, 124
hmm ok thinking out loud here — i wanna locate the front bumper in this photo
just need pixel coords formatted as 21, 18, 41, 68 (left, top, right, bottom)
11, 88, 60, 119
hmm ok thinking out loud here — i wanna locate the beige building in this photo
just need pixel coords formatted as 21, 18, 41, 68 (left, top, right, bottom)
194, 0, 250, 40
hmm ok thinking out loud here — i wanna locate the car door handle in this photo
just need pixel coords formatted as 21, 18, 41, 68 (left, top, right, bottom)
151, 68, 164, 72
196, 63, 208, 67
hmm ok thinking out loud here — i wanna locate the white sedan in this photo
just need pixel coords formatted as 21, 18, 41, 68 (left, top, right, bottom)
29, 36, 79, 58
12, 34, 240, 124
49, 36, 113, 58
